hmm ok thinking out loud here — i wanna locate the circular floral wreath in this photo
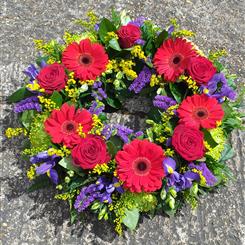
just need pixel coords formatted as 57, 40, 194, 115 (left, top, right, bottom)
6, 10, 243, 235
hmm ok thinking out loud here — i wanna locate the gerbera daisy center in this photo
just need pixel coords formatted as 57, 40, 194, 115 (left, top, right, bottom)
193, 107, 209, 119
133, 157, 151, 176
173, 55, 181, 64
62, 120, 77, 134
79, 54, 93, 66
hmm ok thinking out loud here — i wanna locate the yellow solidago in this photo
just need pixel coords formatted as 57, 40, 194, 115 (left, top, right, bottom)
165, 148, 175, 157
55, 192, 75, 201
150, 74, 162, 87
26, 80, 45, 93
27, 164, 37, 180
77, 124, 86, 138
192, 169, 206, 186
131, 45, 146, 60
74, 11, 98, 31
105, 32, 118, 42
91, 160, 116, 175
118, 59, 137, 80
48, 146, 71, 157
209, 49, 227, 61
22, 146, 48, 156
5, 127, 27, 138
172, 30, 195, 38
38, 96, 58, 111
79, 79, 95, 86
179, 75, 199, 94
89, 114, 104, 135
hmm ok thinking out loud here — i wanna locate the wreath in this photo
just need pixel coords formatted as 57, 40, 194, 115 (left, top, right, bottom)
6, 10, 244, 235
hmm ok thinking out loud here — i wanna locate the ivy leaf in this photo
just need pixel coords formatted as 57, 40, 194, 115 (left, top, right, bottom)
98, 18, 116, 43
27, 175, 52, 192
21, 110, 36, 129
155, 30, 168, 48
220, 144, 235, 162
106, 97, 121, 109
169, 83, 183, 103
108, 38, 121, 51
122, 208, 139, 230
7, 87, 33, 103
50, 91, 63, 107
58, 157, 83, 174
106, 136, 123, 158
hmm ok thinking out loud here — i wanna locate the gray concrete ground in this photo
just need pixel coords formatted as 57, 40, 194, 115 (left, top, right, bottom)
0, 0, 245, 244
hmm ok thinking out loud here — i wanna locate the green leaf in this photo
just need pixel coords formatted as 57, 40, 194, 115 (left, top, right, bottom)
111, 9, 121, 28
27, 175, 52, 192
70, 208, 78, 224
58, 157, 83, 174
67, 176, 96, 192
220, 144, 235, 162
106, 136, 123, 158
122, 208, 139, 230
169, 83, 183, 103
7, 87, 33, 103
155, 30, 168, 48
108, 38, 121, 51
213, 60, 224, 72
21, 110, 37, 129
148, 107, 161, 122
106, 97, 121, 109
98, 18, 116, 43
50, 91, 63, 107
202, 129, 218, 148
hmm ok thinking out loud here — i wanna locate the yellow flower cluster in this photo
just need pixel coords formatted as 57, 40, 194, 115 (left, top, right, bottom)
192, 169, 206, 186
119, 60, 137, 80
150, 74, 162, 87
156, 136, 167, 143
165, 148, 175, 157
26, 80, 45, 92
179, 75, 199, 94
92, 163, 110, 175
77, 124, 86, 138
38, 96, 58, 111
47, 146, 71, 157
131, 45, 146, 60
89, 114, 104, 135
75, 11, 98, 31
79, 79, 95, 86
27, 165, 36, 180
172, 30, 195, 38
22, 146, 48, 156
105, 32, 118, 42
55, 192, 76, 201
209, 49, 227, 61
5, 127, 27, 138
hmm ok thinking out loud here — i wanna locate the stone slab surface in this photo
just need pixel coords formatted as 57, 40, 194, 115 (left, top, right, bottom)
0, 0, 245, 244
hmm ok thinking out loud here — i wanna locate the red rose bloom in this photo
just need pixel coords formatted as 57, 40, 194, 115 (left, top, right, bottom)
153, 38, 197, 82
116, 139, 165, 193
62, 39, 108, 81
187, 56, 216, 84
172, 124, 205, 161
37, 63, 67, 94
117, 24, 141, 48
177, 94, 224, 129
44, 103, 93, 148
71, 135, 110, 169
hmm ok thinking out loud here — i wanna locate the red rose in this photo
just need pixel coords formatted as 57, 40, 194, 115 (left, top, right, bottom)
71, 135, 110, 169
172, 124, 205, 161
186, 56, 216, 84
37, 63, 67, 94
117, 24, 141, 48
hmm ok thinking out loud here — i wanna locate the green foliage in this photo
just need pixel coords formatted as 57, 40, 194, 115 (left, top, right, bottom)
27, 174, 52, 192
155, 30, 168, 48
50, 91, 63, 107
98, 18, 116, 43
111, 9, 121, 28
21, 110, 37, 129
108, 38, 122, 51
7, 87, 33, 103
203, 129, 218, 148
58, 157, 84, 174
106, 136, 124, 158
122, 208, 139, 230
169, 83, 184, 103
219, 144, 235, 162
105, 96, 122, 109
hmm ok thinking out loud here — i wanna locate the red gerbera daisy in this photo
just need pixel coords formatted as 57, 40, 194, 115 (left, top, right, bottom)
62, 39, 108, 81
44, 103, 93, 148
177, 94, 224, 129
115, 139, 165, 193
153, 38, 197, 82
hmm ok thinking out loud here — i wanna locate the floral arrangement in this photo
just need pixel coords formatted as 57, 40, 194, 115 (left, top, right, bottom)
6, 10, 244, 235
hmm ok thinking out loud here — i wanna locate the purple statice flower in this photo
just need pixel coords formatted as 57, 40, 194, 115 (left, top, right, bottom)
115, 124, 134, 143
153, 95, 177, 111
201, 73, 237, 102
135, 131, 144, 138
163, 157, 199, 192
14, 96, 42, 113
74, 177, 123, 212
101, 124, 113, 140
92, 81, 102, 89
129, 66, 152, 94
129, 16, 146, 27
88, 101, 105, 115
92, 82, 107, 100
94, 23, 100, 31
189, 162, 217, 186
30, 151, 61, 184
23, 64, 39, 81
134, 39, 145, 46
167, 25, 175, 35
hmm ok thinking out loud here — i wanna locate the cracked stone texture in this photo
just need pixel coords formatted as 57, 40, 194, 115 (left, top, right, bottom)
0, 0, 245, 244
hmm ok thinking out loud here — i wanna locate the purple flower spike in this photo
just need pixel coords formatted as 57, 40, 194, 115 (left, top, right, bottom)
153, 95, 176, 111
14, 96, 42, 113
129, 16, 146, 27
115, 125, 134, 143
23, 64, 39, 81
129, 66, 152, 94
